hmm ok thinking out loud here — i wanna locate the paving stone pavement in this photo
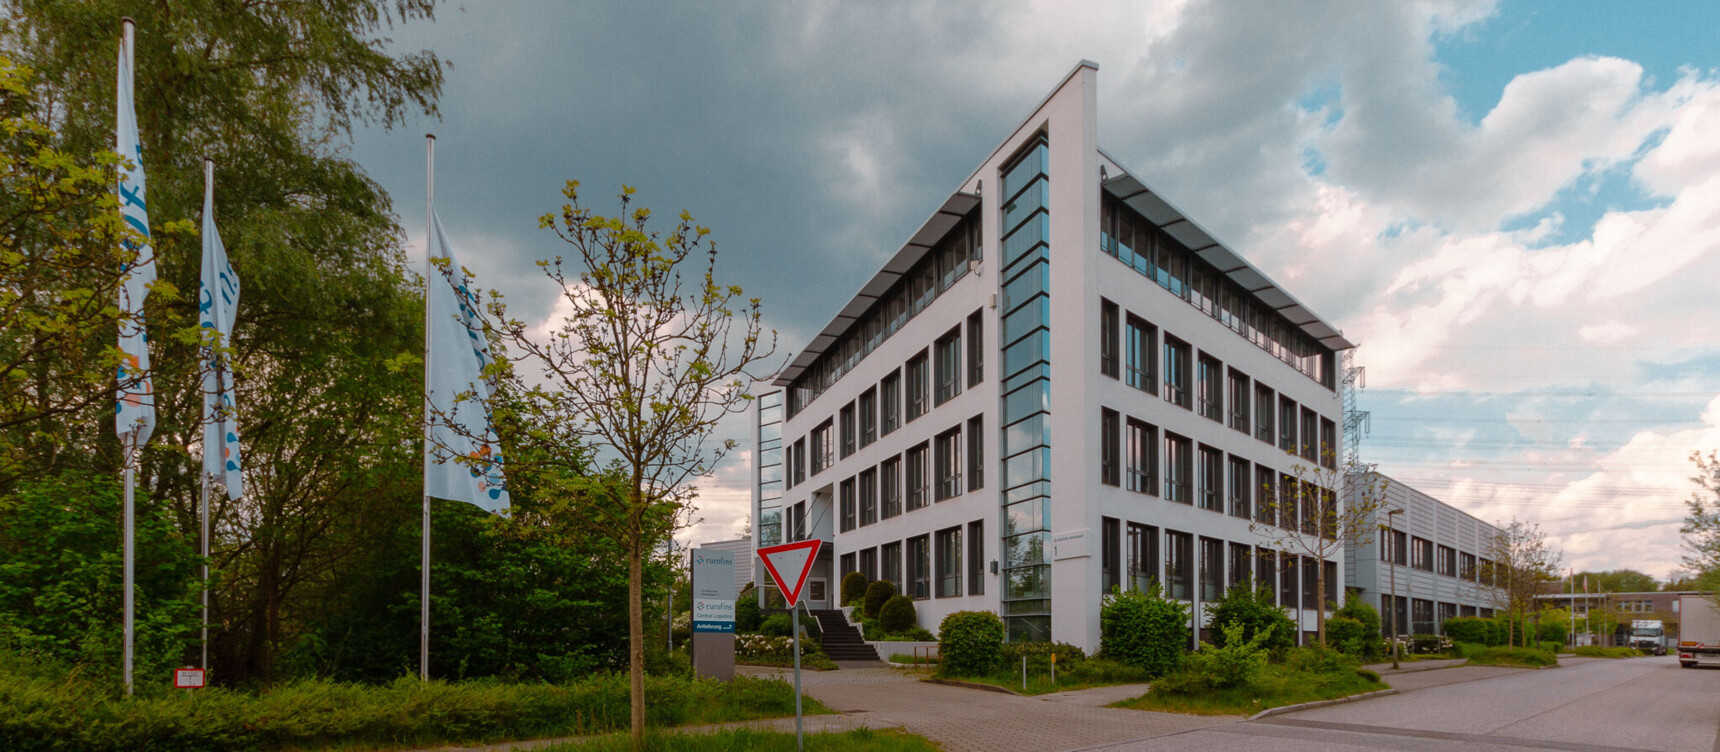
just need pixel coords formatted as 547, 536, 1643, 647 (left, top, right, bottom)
744, 665, 1231, 752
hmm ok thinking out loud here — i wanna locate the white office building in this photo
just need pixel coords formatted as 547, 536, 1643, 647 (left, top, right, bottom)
1345, 472, 1506, 636
751, 62, 1353, 651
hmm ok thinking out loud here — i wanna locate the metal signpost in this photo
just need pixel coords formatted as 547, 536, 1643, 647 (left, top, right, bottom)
757, 539, 823, 752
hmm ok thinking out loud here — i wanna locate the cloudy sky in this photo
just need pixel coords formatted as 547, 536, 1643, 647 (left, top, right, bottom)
349, 0, 1720, 579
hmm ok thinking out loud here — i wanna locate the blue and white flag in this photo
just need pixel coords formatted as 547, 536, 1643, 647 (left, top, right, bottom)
200, 166, 243, 498
423, 211, 509, 513
115, 26, 155, 448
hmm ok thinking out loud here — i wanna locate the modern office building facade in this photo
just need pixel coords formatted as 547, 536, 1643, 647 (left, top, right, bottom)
751, 62, 1353, 651
1345, 472, 1506, 636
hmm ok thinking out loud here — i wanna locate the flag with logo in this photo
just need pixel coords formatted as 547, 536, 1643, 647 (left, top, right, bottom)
423, 211, 509, 512
115, 26, 155, 447
200, 169, 243, 498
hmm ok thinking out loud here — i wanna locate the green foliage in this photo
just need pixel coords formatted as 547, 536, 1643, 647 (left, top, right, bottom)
841, 572, 869, 607
1464, 645, 1558, 667
1355, 667, 1381, 682
935, 611, 1004, 678
0, 650, 825, 751
1099, 585, 1190, 678
1122, 651, 1383, 715
1283, 643, 1359, 674
999, 641, 1086, 668
1536, 615, 1569, 642
879, 596, 917, 634
1564, 569, 1661, 594
735, 588, 762, 633
1332, 598, 1383, 658
534, 727, 941, 752
1207, 586, 1294, 654
1155, 623, 1271, 693
1538, 640, 1562, 654
760, 613, 793, 638
1573, 646, 1644, 658
0, 471, 198, 683
863, 581, 896, 620
1443, 616, 1509, 646
1409, 634, 1452, 655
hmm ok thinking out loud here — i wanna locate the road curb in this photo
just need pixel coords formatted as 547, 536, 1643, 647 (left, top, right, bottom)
922, 677, 1025, 695
1248, 688, 1399, 720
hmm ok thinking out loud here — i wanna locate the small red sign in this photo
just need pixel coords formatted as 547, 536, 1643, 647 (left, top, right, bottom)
757, 539, 822, 607
174, 667, 206, 689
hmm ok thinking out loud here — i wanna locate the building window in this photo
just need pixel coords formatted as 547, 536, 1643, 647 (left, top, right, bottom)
1256, 548, 1278, 604
1278, 552, 1298, 609
1228, 455, 1251, 519
1302, 557, 1320, 609
839, 477, 856, 532
759, 508, 781, 548
860, 547, 877, 581
908, 535, 931, 599
1200, 537, 1224, 602
1102, 517, 1120, 595
967, 520, 985, 595
1300, 407, 1318, 462
880, 456, 902, 519
1320, 417, 1337, 469
1164, 336, 1191, 409
841, 552, 856, 579
1438, 602, 1457, 631
1127, 523, 1159, 593
936, 527, 962, 597
880, 371, 901, 436
1228, 542, 1252, 591
1255, 466, 1277, 526
811, 419, 834, 475
1413, 598, 1435, 635
1437, 545, 1456, 577
906, 443, 929, 511
858, 388, 877, 448
790, 438, 806, 486
934, 327, 962, 406
967, 415, 984, 492
1125, 418, 1157, 494
1254, 383, 1275, 444
1100, 299, 1120, 378
1459, 552, 1477, 581
1165, 433, 1192, 503
1278, 397, 1297, 454
1479, 558, 1496, 586
935, 425, 963, 501
1384, 529, 1407, 566
1298, 480, 1319, 537
906, 351, 930, 421
966, 310, 984, 387
1197, 354, 1223, 422
1166, 530, 1193, 600
1100, 408, 1120, 486
1198, 445, 1223, 512
1227, 369, 1251, 433
839, 402, 856, 459
1412, 537, 1433, 572
1125, 314, 1156, 393
1280, 473, 1299, 530
882, 541, 902, 589
790, 501, 806, 542
859, 468, 878, 526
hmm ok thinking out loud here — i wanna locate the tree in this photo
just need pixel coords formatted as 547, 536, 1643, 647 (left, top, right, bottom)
1681, 451, 1720, 606
1561, 569, 1658, 594
1251, 460, 1389, 645
483, 182, 775, 749
1483, 519, 1562, 647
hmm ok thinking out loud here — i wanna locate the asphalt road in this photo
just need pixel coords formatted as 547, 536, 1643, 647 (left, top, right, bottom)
1092, 655, 1720, 752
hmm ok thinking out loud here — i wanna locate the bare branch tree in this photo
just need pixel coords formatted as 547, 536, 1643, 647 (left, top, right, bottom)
1482, 519, 1563, 647
1250, 453, 1389, 645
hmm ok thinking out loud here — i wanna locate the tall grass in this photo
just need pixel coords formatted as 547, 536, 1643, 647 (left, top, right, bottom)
1463, 646, 1558, 667
0, 652, 822, 752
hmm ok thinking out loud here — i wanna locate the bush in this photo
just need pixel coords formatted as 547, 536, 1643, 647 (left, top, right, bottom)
863, 581, 897, 620
1332, 599, 1383, 659
1538, 640, 1561, 655
1207, 586, 1295, 655
735, 589, 762, 633
937, 611, 1004, 678
1465, 645, 1557, 667
841, 572, 869, 607
879, 596, 917, 634
1442, 616, 1503, 646
1409, 634, 1451, 655
1355, 667, 1381, 683
760, 613, 793, 638
1573, 646, 1644, 658
1099, 584, 1190, 678
1000, 641, 1086, 666
1165, 622, 1270, 692
1284, 642, 1358, 674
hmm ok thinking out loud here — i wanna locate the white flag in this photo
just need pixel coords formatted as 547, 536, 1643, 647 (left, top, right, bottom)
423, 211, 509, 512
115, 26, 155, 448
200, 169, 243, 498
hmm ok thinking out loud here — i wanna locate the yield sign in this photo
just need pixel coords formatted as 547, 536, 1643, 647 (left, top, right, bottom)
758, 539, 822, 607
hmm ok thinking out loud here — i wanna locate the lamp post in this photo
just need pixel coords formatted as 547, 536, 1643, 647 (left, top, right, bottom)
1387, 508, 1404, 670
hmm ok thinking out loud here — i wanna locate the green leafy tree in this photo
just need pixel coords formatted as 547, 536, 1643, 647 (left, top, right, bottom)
1562, 569, 1659, 594
1252, 464, 1390, 645
1483, 519, 1563, 647
482, 182, 775, 749
1682, 451, 1720, 606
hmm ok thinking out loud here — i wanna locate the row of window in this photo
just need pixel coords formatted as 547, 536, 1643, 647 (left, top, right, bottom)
786, 312, 985, 490
1097, 517, 1339, 609
1098, 300, 1338, 467
838, 520, 986, 600
1379, 530, 1497, 585
1100, 194, 1336, 388
1098, 407, 1337, 537
1382, 595, 1495, 636
786, 214, 982, 419
836, 417, 985, 533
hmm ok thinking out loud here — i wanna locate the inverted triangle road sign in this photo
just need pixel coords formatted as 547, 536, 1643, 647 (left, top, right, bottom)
758, 539, 822, 607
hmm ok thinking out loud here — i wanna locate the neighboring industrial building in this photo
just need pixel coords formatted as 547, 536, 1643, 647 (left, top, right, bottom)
1344, 472, 1506, 636
750, 62, 1354, 651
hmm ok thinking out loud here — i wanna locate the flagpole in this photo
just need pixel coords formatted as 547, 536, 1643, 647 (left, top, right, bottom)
120, 16, 137, 699
421, 133, 436, 682
199, 157, 216, 674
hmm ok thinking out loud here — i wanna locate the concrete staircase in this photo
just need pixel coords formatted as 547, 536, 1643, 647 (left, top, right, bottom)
811, 609, 880, 662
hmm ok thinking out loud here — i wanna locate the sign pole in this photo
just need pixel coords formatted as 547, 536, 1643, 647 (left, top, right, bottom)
756, 539, 822, 752
792, 604, 803, 752
420, 133, 435, 682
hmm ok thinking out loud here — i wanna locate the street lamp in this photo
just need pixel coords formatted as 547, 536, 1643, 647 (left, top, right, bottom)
1387, 508, 1404, 670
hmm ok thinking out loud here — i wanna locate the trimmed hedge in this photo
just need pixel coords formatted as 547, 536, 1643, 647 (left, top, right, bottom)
937, 611, 1004, 677
879, 596, 917, 634
841, 572, 869, 607
1099, 585, 1189, 678
863, 581, 896, 620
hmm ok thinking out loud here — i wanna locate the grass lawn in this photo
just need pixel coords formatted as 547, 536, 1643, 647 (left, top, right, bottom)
1463, 646, 1558, 667
1115, 664, 1387, 716
738, 653, 841, 671
537, 728, 939, 751
1571, 646, 1644, 658
932, 658, 1150, 696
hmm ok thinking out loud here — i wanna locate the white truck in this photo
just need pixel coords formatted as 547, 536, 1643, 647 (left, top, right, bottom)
1630, 619, 1667, 655
1677, 594, 1720, 669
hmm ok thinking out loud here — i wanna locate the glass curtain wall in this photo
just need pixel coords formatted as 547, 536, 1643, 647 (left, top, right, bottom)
999, 138, 1052, 642
756, 392, 785, 605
